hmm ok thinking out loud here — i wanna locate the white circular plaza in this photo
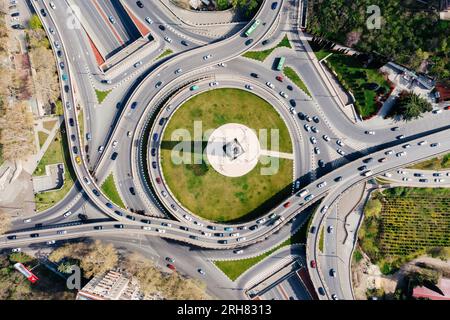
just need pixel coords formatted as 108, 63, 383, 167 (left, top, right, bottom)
206, 123, 261, 177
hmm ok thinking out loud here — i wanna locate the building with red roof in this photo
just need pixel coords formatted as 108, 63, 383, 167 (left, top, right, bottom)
413, 277, 450, 300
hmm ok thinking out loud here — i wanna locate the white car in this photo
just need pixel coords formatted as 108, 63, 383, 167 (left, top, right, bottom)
245, 84, 253, 90
49, 1, 56, 9
396, 151, 406, 157
49, 27, 55, 34
256, 218, 266, 224
183, 214, 192, 221
320, 205, 329, 214
402, 177, 412, 182
403, 144, 411, 149
194, 221, 204, 227
336, 140, 344, 147
397, 170, 406, 175
337, 149, 345, 156
156, 228, 166, 233
209, 81, 219, 87
83, 176, 90, 185
145, 17, 153, 24
23, 218, 31, 223
98, 145, 104, 153
203, 54, 212, 60
289, 107, 295, 114
218, 62, 227, 67
112, 140, 118, 148
46, 240, 56, 245
134, 61, 143, 68
202, 232, 211, 237
12, 248, 21, 253
317, 181, 327, 188
127, 131, 132, 137
323, 135, 330, 142
109, 16, 116, 24
365, 130, 375, 135
57, 230, 67, 235
174, 68, 182, 74
279, 91, 288, 98
362, 170, 373, 177
385, 150, 394, 155
384, 172, 393, 178
230, 233, 240, 237
432, 109, 442, 114
164, 36, 172, 43
266, 81, 275, 89
142, 226, 151, 230
236, 237, 246, 242
63, 211, 72, 217
233, 249, 244, 254
54, 41, 61, 49
161, 190, 168, 198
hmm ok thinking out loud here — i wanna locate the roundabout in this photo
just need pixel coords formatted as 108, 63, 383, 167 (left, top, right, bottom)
157, 88, 295, 222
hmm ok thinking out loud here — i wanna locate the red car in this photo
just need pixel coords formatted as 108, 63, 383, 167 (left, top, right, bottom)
310, 260, 316, 268
283, 201, 291, 208
276, 75, 283, 82
156, 177, 162, 184
167, 264, 176, 271
445, 105, 450, 110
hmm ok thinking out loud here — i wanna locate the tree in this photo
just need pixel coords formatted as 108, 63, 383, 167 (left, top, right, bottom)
391, 91, 432, 121
28, 14, 43, 31
79, 241, 118, 278
364, 198, 382, 218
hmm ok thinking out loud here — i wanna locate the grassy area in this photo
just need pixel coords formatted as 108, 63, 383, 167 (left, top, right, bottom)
242, 34, 291, 62
155, 49, 173, 60
283, 66, 311, 97
78, 109, 84, 145
311, 46, 391, 118
95, 89, 111, 104
101, 173, 126, 209
42, 119, 57, 131
161, 88, 293, 222
319, 227, 324, 252
359, 187, 450, 274
34, 125, 77, 212
214, 224, 308, 281
409, 153, 450, 170
38, 131, 48, 148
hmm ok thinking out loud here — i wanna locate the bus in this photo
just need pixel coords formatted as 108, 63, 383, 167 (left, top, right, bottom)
245, 19, 261, 37
276, 56, 285, 71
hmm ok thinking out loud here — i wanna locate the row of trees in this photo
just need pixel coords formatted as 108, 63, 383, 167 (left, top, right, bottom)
390, 91, 433, 121
49, 241, 208, 299
307, 0, 450, 84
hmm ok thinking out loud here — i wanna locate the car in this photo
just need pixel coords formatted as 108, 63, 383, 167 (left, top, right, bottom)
155, 177, 162, 184
218, 240, 228, 244
134, 61, 143, 68
153, 133, 159, 142
245, 38, 254, 45
161, 222, 172, 227
75, 156, 81, 165
289, 99, 296, 107
203, 54, 212, 60
198, 268, 206, 275
318, 159, 325, 168
181, 40, 189, 46
115, 224, 124, 229
106, 203, 113, 209
330, 269, 337, 277
314, 147, 320, 155
276, 75, 283, 82
391, 127, 400, 131
294, 180, 301, 190
310, 137, 317, 144
433, 172, 443, 177
266, 81, 275, 89
46, 240, 56, 245
230, 232, 240, 237
209, 81, 219, 87
152, 161, 157, 169
59, 61, 65, 69
334, 176, 343, 182
336, 139, 344, 147
317, 181, 327, 189
130, 102, 138, 110
256, 218, 266, 224
127, 131, 132, 138
431, 143, 440, 147
305, 194, 315, 201
397, 135, 405, 140
194, 221, 204, 227
92, 189, 100, 196
30, 233, 40, 238
320, 205, 329, 214
378, 157, 387, 163
363, 157, 373, 164
57, 230, 67, 235
167, 264, 176, 270
164, 36, 172, 43
158, 24, 165, 31
312, 116, 320, 123
311, 126, 318, 133
365, 130, 375, 135
403, 177, 412, 182
63, 211, 72, 218
262, 39, 270, 45
250, 72, 259, 78
398, 170, 407, 175
72, 146, 78, 154
362, 170, 372, 177
83, 176, 90, 185
224, 227, 234, 232
155, 81, 163, 88
109, 16, 116, 24
331, 294, 338, 300
111, 152, 118, 160
385, 150, 394, 155
287, 85, 293, 91
435, 178, 445, 183
245, 84, 253, 90
57, 50, 62, 58
418, 140, 427, 146
310, 260, 317, 268
432, 108, 442, 114
190, 85, 199, 91
305, 115, 312, 122
283, 201, 291, 208
322, 135, 330, 142
396, 151, 406, 157
49, 27, 55, 34
237, 225, 247, 230
62, 74, 68, 81
129, 187, 136, 196
419, 178, 429, 183
298, 189, 309, 198
403, 144, 411, 149
157, 228, 166, 234
249, 225, 258, 231
384, 172, 393, 178
297, 112, 306, 120
271, 2, 278, 10
279, 91, 288, 98
161, 190, 168, 198
12, 248, 21, 253
68, 118, 74, 126
174, 68, 182, 74
414, 173, 424, 177
40, 8, 47, 17
234, 249, 244, 254
318, 287, 325, 296
170, 204, 177, 211
7, 234, 17, 240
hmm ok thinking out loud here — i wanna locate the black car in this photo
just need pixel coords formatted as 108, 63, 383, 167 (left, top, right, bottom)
358, 165, 367, 171
287, 85, 293, 91
7, 235, 16, 240
159, 118, 166, 126
78, 214, 88, 220
115, 210, 123, 216
151, 148, 156, 157
114, 224, 124, 229
218, 240, 228, 244
262, 39, 270, 45
152, 161, 157, 169
57, 50, 62, 57
71, 134, 76, 142
68, 118, 74, 126
111, 152, 118, 160
181, 40, 189, 46
64, 85, 69, 93
245, 39, 254, 45
318, 159, 325, 168
363, 158, 373, 164
250, 72, 259, 78
334, 176, 343, 182
158, 25, 165, 31
126, 215, 136, 221
40, 9, 47, 17
318, 287, 325, 296
289, 99, 296, 107
11, 24, 25, 30
72, 146, 78, 154
131, 102, 137, 109
312, 116, 320, 123
11, 12, 20, 17
297, 112, 306, 120
94, 226, 103, 230
207, 225, 217, 230
271, 2, 278, 10
249, 225, 258, 231
129, 187, 136, 195
92, 189, 100, 196
136, 0, 144, 8
189, 235, 198, 240
180, 226, 189, 231
155, 81, 162, 88
30, 233, 40, 238
310, 226, 316, 234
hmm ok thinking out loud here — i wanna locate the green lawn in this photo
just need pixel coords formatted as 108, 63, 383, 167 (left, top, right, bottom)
312, 47, 391, 118
242, 34, 291, 62
95, 89, 111, 104
78, 109, 84, 145
38, 131, 48, 148
214, 225, 308, 281
101, 173, 126, 209
161, 88, 293, 222
283, 66, 311, 97
34, 125, 76, 212
155, 49, 173, 60
409, 153, 450, 170
319, 227, 324, 252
